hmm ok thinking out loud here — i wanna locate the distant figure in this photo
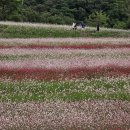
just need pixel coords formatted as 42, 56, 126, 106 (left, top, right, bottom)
72, 22, 77, 30
80, 21, 85, 29
97, 22, 100, 31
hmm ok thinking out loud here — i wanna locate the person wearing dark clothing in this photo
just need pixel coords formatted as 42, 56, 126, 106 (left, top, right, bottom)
97, 22, 100, 31
80, 21, 85, 29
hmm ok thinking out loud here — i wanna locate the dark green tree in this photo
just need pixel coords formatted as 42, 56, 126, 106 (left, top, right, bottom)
0, 0, 130, 28
0, 0, 21, 21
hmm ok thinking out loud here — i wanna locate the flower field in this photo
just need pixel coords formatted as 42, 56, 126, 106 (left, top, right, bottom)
0, 38, 130, 130
0, 38, 130, 81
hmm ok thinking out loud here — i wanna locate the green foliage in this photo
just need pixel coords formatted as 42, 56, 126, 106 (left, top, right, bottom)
0, 24, 8, 32
8, 12, 22, 22
113, 21, 127, 29
126, 17, 130, 29
0, 77, 130, 102
0, 0, 21, 20
47, 15, 74, 24
22, 8, 40, 22
0, 0, 130, 29
86, 11, 108, 27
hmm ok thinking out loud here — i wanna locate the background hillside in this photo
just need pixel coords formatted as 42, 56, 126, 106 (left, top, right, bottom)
0, 0, 130, 29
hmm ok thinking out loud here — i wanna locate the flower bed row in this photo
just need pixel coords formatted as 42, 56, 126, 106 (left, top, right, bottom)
0, 44, 130, 49
0, 43, 130, 81
0, 101, 129, 130
0, 65, 130, 81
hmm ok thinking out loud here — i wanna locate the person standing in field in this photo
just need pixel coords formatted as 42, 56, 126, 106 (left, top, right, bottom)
97, 22, 100, 31
72, 22, 77, 30
80, 21, 85, 29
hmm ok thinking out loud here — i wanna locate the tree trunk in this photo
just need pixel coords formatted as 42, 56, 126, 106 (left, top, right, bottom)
97, 23, 100, 31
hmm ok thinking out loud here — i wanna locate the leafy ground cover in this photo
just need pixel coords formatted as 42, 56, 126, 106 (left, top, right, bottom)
0, 76, 130, 102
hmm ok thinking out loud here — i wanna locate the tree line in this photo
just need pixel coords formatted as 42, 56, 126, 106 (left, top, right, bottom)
0, 0, 130, 29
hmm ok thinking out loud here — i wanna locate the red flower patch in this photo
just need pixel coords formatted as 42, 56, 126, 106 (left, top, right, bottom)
0, 65, 130, 81
0, 44, 130, 49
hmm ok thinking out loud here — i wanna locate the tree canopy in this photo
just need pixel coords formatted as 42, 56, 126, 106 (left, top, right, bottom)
0, 0, 130, 29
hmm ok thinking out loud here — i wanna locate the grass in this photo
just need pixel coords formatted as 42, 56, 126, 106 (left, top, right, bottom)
0, 24, 130, 38
0, 54, 31, 61
0, 77, 130, 102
